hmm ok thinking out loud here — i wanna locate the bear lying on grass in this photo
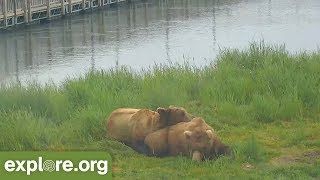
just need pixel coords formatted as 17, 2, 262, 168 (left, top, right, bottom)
144, 117, 231, 161
106, 106, 193, 153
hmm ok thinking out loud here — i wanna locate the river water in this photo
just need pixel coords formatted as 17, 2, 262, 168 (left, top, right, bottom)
0, 0, 320, 85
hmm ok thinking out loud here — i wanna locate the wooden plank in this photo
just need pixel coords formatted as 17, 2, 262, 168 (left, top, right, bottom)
6, 11, 24, 17
30, 6, 47, 12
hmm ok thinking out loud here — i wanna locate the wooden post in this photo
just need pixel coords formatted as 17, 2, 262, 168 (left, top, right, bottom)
24, 0, 28, 23
47, 0, 51, 18
27, 0, 31, 22
68, 0, 72, 13
82, 0, 85, 10
4, 0, 7, 27
61, 0, 65, 15
14, 0, 17, 25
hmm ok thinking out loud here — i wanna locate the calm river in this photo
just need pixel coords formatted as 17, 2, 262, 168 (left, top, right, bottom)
0, 0, 320, 84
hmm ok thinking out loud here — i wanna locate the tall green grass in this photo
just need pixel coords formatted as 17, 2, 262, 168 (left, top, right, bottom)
0, 42, 319, 178
1, 42, 320, 148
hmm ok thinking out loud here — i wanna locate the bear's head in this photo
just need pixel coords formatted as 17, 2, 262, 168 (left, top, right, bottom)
208, 137, 232, 159
184, 127, 214, 161
156, 106, 193, 126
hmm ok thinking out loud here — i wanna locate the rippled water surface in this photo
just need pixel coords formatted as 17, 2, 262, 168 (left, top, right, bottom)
1, 0, 320, 84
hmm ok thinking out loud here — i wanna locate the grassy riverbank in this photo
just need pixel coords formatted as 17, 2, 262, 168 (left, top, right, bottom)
0, 43, 320, 179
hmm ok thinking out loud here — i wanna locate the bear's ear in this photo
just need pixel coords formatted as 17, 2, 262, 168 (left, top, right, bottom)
156, 107, 167, 115
184, 131, 192, 139
156, 108, 169, 120
206, 130, 214, 139
192, 117, 205, 123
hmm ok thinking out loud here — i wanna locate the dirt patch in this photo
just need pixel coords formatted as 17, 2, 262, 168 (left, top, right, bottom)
271, 150, 320, 166
302, 150, 320, 158
112, 165, 123, 173
241, 162, 255, 171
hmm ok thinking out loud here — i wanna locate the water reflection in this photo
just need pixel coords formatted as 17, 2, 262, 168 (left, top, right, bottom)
0, 0, 320, 85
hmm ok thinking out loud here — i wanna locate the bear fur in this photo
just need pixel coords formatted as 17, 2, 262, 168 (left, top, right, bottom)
106, 106, 193, 152
106, 108, 140, 144
144, 117, 231, 161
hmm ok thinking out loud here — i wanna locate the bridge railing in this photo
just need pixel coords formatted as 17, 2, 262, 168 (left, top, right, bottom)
6, 0, 63, 9
1, 0, 125, 28
0, 0, 63, 13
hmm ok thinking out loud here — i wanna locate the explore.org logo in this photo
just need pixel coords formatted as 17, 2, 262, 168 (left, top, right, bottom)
4, 157, 108, 175
0, 152, 112, 180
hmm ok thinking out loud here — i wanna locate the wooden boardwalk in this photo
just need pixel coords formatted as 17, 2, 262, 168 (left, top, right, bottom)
0, 0, 126, 29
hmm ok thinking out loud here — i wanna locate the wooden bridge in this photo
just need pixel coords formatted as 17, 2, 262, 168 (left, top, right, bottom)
0, 0, 127, 29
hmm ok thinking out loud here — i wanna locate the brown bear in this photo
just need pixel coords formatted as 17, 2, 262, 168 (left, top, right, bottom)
144, 117, 231, 161
106, 106, 193, 153
106, 108, 140, 143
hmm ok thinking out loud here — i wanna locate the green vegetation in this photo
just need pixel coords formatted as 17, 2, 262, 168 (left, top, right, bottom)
0, 42, 320, 179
